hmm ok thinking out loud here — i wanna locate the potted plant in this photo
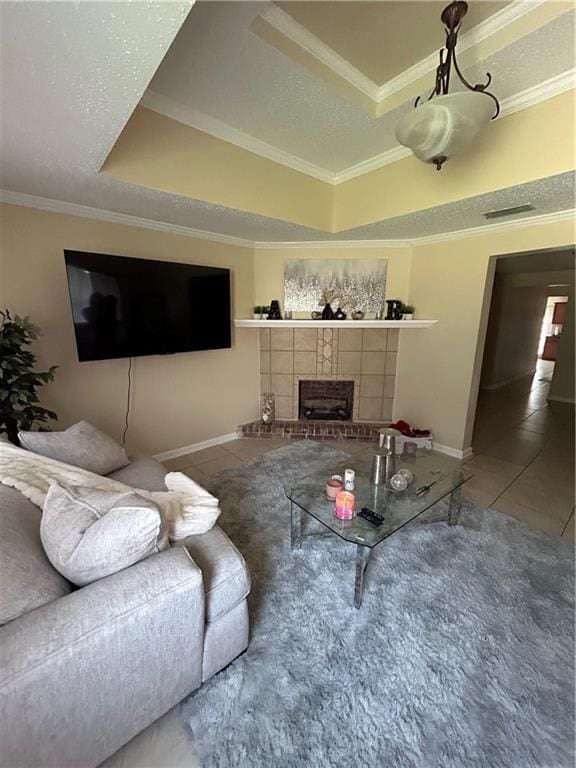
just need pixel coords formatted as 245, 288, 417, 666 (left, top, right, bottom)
253, 305, 262, 320
0, 309, 58, 445
401, 303, 415, 320
262, 305, 270, 319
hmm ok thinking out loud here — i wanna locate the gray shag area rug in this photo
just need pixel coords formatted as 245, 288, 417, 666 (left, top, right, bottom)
180, 442, 575, 768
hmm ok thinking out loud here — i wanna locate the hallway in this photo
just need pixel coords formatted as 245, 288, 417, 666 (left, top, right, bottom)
464, 360, 574, 538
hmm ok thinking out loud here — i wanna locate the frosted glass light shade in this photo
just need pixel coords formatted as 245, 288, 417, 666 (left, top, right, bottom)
395, 91, 495, 168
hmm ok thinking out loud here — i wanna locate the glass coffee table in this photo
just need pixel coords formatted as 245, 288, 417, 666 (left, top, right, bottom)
285, 449, 472, 608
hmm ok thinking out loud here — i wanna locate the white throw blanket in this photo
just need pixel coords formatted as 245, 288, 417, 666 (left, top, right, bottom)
0, 442, 220, 540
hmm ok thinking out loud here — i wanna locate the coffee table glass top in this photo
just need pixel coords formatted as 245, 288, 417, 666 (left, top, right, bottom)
285, 449, 472, 548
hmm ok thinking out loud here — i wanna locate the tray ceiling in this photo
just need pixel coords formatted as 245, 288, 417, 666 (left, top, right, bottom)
276, 1, 508, 86
146, 2, 575, 176
1, 0, 574, 244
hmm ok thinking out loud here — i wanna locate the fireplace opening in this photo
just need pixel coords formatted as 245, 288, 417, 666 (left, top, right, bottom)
299, 380, 354, 421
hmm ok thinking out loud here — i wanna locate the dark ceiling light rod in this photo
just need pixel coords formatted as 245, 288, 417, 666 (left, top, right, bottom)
483, 204, 535, 219
415, 1, 500, 118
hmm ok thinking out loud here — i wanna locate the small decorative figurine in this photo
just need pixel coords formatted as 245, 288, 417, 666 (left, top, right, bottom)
267, 300, 282, 320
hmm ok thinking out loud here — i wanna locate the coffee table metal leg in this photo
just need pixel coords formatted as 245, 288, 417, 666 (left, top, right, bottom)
290, 501, 302, 549
354, 545, 370, 609
448, 485, 463, 526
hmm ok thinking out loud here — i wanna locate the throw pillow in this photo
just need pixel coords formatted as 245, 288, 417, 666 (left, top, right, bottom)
40, 483, 169, 586
19, 421, 129, 475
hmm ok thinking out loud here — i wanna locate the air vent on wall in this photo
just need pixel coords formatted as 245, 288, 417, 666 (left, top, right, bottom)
483, 204, 535, 219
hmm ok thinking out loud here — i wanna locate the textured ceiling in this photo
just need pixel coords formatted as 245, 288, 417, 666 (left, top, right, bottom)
336, 172, 575, 242
5, 171, 573, 245
147, 2, 575, 173
0, 1, 193, 193
0, 0, 574, 244
277, 1, 507, 85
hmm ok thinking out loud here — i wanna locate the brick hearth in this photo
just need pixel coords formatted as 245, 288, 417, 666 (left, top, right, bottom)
238, 419, 391, 441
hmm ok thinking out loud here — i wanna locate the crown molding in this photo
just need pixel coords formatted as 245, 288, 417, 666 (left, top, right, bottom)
2, 190, 573, 253
141, 67, 575, 187
258, 5, 380, 101
498, 68, 576, 119
374, 0, 548, 102
410, 208, 576, 246
0, 190, 256, 248
333, 146, 413, 184
253, 209, 576, 248
141, 91, 336, 184
337, 70, 576, 183
253, 239, 410, 250
260, 1, 548, 106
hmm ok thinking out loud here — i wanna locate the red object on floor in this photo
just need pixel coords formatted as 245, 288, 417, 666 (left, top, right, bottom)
389, 420, 431, 438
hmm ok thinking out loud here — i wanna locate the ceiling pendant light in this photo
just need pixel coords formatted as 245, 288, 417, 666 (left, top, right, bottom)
395, 1, 500, 170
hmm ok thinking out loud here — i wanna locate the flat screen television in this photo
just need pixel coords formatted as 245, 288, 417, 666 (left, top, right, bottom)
64, 250, 231, 362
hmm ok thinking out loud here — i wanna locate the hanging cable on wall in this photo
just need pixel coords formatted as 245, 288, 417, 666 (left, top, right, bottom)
121, 357, 133, 447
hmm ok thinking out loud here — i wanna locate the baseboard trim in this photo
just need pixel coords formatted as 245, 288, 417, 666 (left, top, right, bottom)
154, 432, 237, 461
433, 442, 473, 460
547, 395, 576, 404
481, 370, 536, 390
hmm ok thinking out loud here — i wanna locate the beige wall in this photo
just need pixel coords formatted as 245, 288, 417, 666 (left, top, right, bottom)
103, 94, 575, 236
0, 204, 259, 455
481, 278, 548, 389
103, 107, 334, 231
334, 91, 575, 231
2, 203, 574, 457
394, 219, 576, 452
253, 245, 412, 310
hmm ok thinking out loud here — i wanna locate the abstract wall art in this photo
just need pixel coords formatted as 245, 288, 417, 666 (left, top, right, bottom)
284, 259, 387, 312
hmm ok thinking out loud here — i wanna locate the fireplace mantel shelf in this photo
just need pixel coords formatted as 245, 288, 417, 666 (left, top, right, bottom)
235, 319, 437, 329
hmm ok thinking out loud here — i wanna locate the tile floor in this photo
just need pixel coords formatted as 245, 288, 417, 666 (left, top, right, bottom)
163, 360, 574, 539
468, 360, 574, 538
103, 360, 574, 768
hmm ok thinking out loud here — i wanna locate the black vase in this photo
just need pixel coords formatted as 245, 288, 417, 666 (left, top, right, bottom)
334, 307, 347, 320
267, 300, 282, 320
321, 303, 335, 320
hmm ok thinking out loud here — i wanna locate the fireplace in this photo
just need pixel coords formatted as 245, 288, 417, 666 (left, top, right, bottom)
299, 380, 354, 421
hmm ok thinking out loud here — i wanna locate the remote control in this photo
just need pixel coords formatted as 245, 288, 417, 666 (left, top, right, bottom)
359, 506, 384, 527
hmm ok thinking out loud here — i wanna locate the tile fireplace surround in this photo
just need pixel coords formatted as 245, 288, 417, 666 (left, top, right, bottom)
259, 326, 398, 422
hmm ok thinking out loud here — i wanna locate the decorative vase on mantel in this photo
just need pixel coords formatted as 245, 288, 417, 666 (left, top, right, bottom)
267, 300, 282, 320
261, 392, 275, 424
321, 303, 335, 320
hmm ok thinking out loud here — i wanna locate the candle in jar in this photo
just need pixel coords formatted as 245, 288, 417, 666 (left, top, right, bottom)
335, 490, 355, 520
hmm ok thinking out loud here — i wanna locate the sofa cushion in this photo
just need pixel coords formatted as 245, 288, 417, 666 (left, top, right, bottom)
0, 485, 71, 625
19, 421, 129, 475
40, 483, 169, 586
107, 454, 167, 492
182, 526, 250, 623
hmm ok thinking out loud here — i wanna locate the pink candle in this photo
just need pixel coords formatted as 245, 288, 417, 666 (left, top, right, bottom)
335, 490, 355, 520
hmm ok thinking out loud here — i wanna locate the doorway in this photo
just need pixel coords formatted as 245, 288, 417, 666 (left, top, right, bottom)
457, 246, 574, 535
469, 247, 574, 458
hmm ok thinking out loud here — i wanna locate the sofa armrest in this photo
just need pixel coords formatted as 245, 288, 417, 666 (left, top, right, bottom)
0, 547, 205, 768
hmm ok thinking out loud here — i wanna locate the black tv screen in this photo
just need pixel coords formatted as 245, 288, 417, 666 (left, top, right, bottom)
64, 250, 231, 361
